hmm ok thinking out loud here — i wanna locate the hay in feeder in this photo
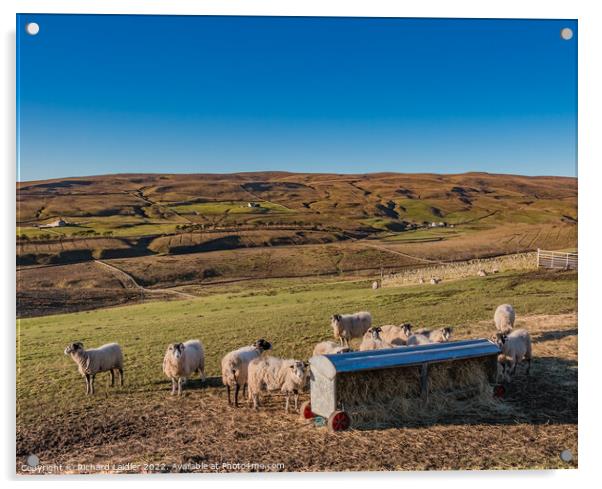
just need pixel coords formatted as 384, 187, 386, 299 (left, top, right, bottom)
335, 357, 511, 429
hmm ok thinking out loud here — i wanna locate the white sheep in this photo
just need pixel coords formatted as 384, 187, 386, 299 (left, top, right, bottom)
247, 356, 309, 412
495, 329, 532, 380
331, 311, 372, 347
359, 327, 395, 351
312, 341, 350, 356
379, 323, 413, 346
406, 333, 432, 346
477, 269, 487, 277
494, 304, 515, 334
413, 326, 453, 343
372, 281, 380, 290
64, 342, 124, 395
221, 339, 272, 407
430, 277, 441, 284
162, 340, 205, 395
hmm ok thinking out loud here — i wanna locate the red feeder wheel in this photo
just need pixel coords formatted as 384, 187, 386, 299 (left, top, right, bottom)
328, 410, 351, 432
300, 400, 315, 420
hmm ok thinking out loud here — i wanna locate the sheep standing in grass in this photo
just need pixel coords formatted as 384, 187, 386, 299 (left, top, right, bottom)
430, 277, 441, 285
406, 333, 432, 346
312, 341, 350, 356
359, 327, 395, 351
372, 281, 380, 290
64, 342, 124, 395
477, 269, 487, 277
221, 339, 272, 407
247, 357, 309, 412
495, 329, 532, 380
162, 340, 205, 395
414, 327, 453, 343
379, 323, 413, 346
494, 304, 515, 334
331, 311, 372, 347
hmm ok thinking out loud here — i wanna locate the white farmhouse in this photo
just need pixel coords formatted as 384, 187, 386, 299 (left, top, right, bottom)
40, 218, 68, 228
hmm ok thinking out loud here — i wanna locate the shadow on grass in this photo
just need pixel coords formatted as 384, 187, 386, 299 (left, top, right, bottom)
534, 328, 578, 343
150, 375, 224, 390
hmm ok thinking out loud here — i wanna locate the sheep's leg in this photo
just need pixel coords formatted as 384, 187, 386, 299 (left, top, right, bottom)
90, 374, 96, 395
199, 368, 206, 382
85, 374, 90, 395
526, 357, 531, 375
119, 368, 124, 386
171, 378, 176, 395
252, 392, 259, 410
234, 383, 240, 407
178, 378, 183, 396
226, 385, 232, 405
285, 394, 290, 413
243, 383, 247, 398
109, 369, 115, 387
294, 390, 299, 411
499, 361, 508, 383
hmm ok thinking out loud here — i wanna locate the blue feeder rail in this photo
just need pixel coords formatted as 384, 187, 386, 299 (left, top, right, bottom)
309, 339, 500, 423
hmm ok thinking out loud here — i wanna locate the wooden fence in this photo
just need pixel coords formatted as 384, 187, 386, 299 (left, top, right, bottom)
536, 249, 578, 270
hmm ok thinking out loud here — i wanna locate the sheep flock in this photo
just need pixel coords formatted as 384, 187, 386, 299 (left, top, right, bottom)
63, 302, 532, 413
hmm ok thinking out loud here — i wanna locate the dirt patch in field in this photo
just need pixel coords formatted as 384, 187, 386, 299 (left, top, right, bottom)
16, 313, 577, 473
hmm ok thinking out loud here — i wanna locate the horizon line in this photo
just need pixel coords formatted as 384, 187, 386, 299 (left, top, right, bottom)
16, 169, 577, 185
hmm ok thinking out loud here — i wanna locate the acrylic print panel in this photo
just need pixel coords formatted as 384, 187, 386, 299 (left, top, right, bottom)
16, 14, 577, 474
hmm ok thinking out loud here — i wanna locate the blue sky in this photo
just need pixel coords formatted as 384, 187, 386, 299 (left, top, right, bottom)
17, 15, 577, 182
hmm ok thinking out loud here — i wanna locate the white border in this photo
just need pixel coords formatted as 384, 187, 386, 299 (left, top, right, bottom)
2, 1, 601, 487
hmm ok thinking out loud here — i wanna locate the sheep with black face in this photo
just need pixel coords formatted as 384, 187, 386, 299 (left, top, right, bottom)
379, 323, 413, 346
495, 329, 532, 381
359, 326, 395, 351
221, 339, 272, 407
331, 311, 372, 347
162, 339, 205, 395
64, 342, 124, 395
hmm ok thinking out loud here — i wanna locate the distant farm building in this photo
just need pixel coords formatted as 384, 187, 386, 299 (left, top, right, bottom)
40, 218, 68, 228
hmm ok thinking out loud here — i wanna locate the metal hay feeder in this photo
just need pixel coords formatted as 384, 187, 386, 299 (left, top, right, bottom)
306, 339, 500, 431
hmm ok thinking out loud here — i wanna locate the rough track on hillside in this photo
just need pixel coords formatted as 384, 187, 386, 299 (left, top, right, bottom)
94, 260, 196, 299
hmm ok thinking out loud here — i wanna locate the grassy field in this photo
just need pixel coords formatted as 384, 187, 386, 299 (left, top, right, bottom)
16, 269, 577, 472
167, 200, 291, 215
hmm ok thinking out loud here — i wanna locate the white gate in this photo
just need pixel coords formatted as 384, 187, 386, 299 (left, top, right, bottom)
536, 249, 578, 270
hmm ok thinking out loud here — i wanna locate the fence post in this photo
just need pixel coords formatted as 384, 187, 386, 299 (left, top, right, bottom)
537, 248, 540, 268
